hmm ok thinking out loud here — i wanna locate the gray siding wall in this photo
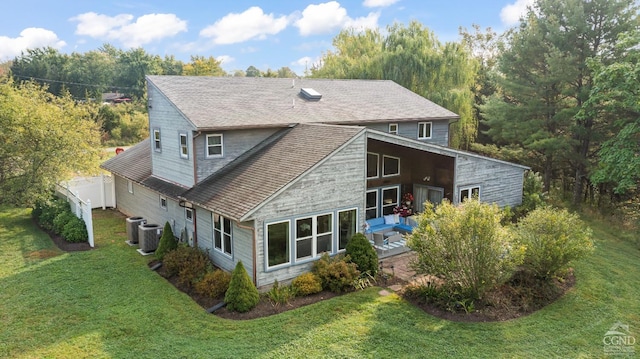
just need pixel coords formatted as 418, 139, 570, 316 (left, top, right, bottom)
366, 120, 449, 146
194, 128, 279, 183
251, 133, 367, 288
454, 155, 525, 208
148, 84, 197, 188
112, 175, 194, 239
196, 208, 255, 278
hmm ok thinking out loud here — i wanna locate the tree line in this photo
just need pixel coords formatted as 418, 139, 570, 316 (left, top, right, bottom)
8, 45, 299, 100
1, 0, 638, 212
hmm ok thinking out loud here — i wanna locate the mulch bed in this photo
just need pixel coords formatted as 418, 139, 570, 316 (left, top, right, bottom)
400, 271, 576, 322
37, 219, 92, 252
146, 256, 575, 321
148, 259, 405, 320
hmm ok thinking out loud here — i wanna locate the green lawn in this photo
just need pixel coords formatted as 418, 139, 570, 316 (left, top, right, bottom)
0, 207, 638, 358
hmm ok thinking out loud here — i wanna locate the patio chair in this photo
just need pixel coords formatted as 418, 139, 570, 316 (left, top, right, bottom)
373, 232, 388, 255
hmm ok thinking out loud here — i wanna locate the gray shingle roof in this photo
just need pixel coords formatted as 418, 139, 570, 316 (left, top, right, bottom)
147, 76, 459, 130
181, 123, 365, 220
101, 140, 151, 182
100, 140, 186, 199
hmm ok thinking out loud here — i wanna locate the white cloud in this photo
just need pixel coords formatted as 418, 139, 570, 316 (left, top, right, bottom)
71, 12, 133, 37
345, 12, 380, 31
200, 7, 289, 45
500, 0, 535, 26
216, 55, 234, 64
362, 0, 399, 8
291, 55, 321, 74
295, 1, 380, 36
70, 12, 187, 48
0, 28, 66, 60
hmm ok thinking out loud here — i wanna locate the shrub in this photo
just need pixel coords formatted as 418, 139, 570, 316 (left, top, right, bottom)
163, 245, 211, 287
345, 233, 378, 276
291, 272, 322, 296
515, 171, 547, 218
266, 279, 296, 307
407, 199, 525, 300
225, 261, 259, 313
311, 253, 360, 293
53, 210, 75, 235
515, 207, 594, 281
155, 221, 178, 260
62, 216, 88, 243
194, 269, 231, 299
37, 197, 68, 231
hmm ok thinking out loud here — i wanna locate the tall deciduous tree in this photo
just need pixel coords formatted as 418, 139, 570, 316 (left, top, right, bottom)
0, 79, 101, 206
182, 55, 226, 76
582, 32, 640, 196
311, 21, 477, 149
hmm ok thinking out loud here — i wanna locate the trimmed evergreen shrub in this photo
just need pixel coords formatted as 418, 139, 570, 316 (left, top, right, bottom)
155, 221, 178, 260
291, 272, 322, 296
62, 216, 88, 243
224, 261, 259, 313
345, 232, 378, 276
195, 269, 232, 299
312, 253, 360, 293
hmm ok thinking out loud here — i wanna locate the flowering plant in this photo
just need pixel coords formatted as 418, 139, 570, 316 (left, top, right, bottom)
402, 193, 414, 203
393, 204, 413, 217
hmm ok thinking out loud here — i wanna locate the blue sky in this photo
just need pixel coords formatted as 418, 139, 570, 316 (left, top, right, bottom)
0, 0, 533, 75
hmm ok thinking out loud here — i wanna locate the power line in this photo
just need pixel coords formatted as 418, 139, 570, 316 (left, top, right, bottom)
11, 74, 137, 91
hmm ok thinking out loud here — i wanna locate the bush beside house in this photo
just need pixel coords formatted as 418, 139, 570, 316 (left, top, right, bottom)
345, 233, 378, 276
225, 261, 260, 313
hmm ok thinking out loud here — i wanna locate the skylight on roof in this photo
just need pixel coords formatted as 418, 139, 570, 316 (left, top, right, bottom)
300, 88, 322, 101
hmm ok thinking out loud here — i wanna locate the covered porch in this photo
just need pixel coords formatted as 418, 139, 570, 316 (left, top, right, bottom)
365, 137, 456, 258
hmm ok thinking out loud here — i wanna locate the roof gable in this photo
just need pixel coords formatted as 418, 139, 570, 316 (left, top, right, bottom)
146, 76, 458, 130
181, 123, 365, 220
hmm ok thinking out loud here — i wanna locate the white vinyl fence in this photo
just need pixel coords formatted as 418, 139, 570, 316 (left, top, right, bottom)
55, 174, 116, 248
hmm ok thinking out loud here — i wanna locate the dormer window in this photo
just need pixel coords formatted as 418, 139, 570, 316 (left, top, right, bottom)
206, 134, 223, 158
179, 133, 189, 159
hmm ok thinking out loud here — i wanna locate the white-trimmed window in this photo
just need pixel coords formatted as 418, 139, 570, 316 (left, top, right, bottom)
338, 208, 357, 251
159, 195, 167, 210
185, 208, 193, 222
206, 134, 223, 158
213, 213, 232, 256
153, 129, 161, 152
366, 190, 378, 220
389, 123, 398, 135
367, 152, 379, 179
381, 186, 400, 216
295, 213, 333, 261
418, 122, 432, 139
179, 133, 189, 159
460, 186, 481, 202
267, 220, 290, 268
127, 180, 134, 194
382, 155, 400, 177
